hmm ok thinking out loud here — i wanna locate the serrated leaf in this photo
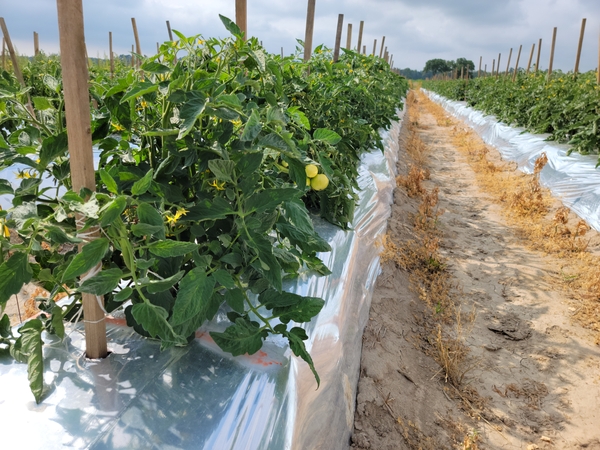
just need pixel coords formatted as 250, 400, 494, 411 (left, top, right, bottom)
136, 258, 157, 270
46, 226, 82, 245
39, 132, 68, 168
178, 95, 207, 140
219, 14, 242, 37
148, 240, 199, 258
212, 269, 236, 289
273, 297, 324, 323
131, 302, 183, 345
313, 128, 342, 145
240, 109, 262, 141
121, 81, 158, 103
0, 313, 11, 338
140, 61, 171, 74
259, 288, 304, 309
131, 223, 163, 237
210, 317, 266, 356
79, 268, 123, 295
236, 152, 263, 177
170, 268, 216, 336
18, 319, 44, 402
224, 289, 245, 313
100, 196, 127, 227
144, 270, 185, 294
245, 188, 300, 214
131, 169, 154, 196
286, 327, 320, 387
185, 197, 234, 221
33, 96, 53, 111
137, 202, 165, 239
62, 238, 109, 281
114, 286, 134, 302
99, 168, 118, 194
208, 159, 236, 183
51, 305, 65, 339
0, 252, 32, 306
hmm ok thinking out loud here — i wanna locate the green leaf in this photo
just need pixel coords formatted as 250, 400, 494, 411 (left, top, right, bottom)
286, 327, 320, 387
131, 169, 154, 196
0, 252, 32, 306
0, 179, 14, 195
313, 128, 342, 145
140, 61, 171, 74
178, 95, 207, 140
131, 302, 184, 345
18, 319, 44, 402
247, 232, 282, 291
274, 297, 324, 323
39, 132, 68, 168
185, 198, 233, 221
62, 238, 109, 281
148, 240, 200, 258
145, 270, 185, 294
283, 199, 316, 234
79, 268, 123, 295
170, 268, 216, 336
51, 305, 65, 339
219, 14, 242, 37
224, 289, 245, 313
208, 159, 236, 183
236, 152, 263, 177
0, 313, 11, 338
276, 223, 331, 253
33, 97, 53, 111
121, 81, 158, 103
137, 202, 166, 239
46, 226, 82, 245
259, 289, 304, 309
114, 286, 134, 302
215, 93, 242, 109
131, 223, 164, 237
100, 196, 127, 227
245, 188, 300, 214
240, 109, 262, 141
210, 317, 266, 356
212, 269, 236, 289
99, 168, 118, 194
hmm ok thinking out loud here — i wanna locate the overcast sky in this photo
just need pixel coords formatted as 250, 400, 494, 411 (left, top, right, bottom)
2, 0, 599, 73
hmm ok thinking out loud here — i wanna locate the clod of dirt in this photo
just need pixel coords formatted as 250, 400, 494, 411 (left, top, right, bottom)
487, 315, 532, 341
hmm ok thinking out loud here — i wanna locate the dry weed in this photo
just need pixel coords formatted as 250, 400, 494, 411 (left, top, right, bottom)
397, 165, 427, 197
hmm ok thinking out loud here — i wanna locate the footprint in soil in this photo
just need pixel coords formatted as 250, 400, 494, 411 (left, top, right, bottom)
487, 313, 532, 341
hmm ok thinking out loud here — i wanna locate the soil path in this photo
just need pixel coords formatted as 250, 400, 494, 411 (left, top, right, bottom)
352, 91, 600, 449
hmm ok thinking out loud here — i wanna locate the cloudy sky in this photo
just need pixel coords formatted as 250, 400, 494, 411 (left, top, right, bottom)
2, 0, 599, 73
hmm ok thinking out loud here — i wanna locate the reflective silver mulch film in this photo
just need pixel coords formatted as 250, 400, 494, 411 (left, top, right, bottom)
424, 90, 600, 232
0, 109, 403, 450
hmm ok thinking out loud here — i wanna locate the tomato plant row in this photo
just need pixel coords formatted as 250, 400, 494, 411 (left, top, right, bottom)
423, 71, 600, 162
0, 16, 408, 402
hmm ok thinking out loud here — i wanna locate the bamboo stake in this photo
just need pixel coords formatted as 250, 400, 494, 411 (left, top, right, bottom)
505, 47, 512, 76
379, 36, 385, 58
166, 20, 174, 41
548, 27, 557, 81
512, 44, 522, 82
357, 20, 364, 53
333, 14, 343, 62
478, 56, 482, 78
372, 39, 377, 56
346, 23, 352, 50
109, 32, 114, 78
235, 0, 247, 40
526, 42, 535, 74
303, 0, 316, 61
536, 38, 542, 71
56, 0, 108, 360
574, 18, 586, 74
34, 32, 40, 56
131, 18, 142, 69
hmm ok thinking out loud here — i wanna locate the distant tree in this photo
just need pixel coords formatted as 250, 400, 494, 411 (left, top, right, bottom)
454, 57, 475, 78
423, 58, 451, 74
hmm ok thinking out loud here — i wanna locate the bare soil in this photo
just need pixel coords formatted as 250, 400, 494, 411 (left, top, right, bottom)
352, 90, 600, 450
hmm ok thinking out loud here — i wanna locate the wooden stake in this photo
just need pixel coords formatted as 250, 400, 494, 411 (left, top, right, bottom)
548, 27, 557, 81
235, 0, 247, 40
496, 53, 501, 78
492, 59, 495, 77
1, 37, 5, 71
536, 38, 542, 72
526, 42, 535, 74
484, 63, 487, 76
131, 18, 142, 69
598, 30, 600, 85
166, 20, 174, 41
303, 0, 316, 61
505, 47, 512, 76
131, 44, 134, 68
346, 23, 352, 50
478, 56, 482, 78
574, 18, 586, 74
379, 36, 385, 58
109, 32, 114, 78
357, 20, 364, 53
56, 0, 108, 360
372, 39, 377, 56
512, 44, 522, 82
34, 32, 40, 56
281, 47, 284, 58
0, 18, 27, 86
333, 14, 344, 62
362, 45, 366, 55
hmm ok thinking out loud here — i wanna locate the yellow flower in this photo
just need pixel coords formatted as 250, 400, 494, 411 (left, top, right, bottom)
140, 100, 148, 109
165, 207, 188, 225
231, 118, 242, 127
15, 169, 38, 179
209, 180, 226, 191
111, 121, 125, 131
198, 39, 205, 45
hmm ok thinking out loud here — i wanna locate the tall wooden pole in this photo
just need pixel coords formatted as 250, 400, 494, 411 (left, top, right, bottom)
235, 0, 247, 40
505, 48, 512, 76
166, 20, 174, 41
379, 36, 385, 58
56, 0, 108, 360
372, 39, 377, 56
131, 44, 135, 68
526, 43, 535, 74
362, 45, 366, 55
492, 59, 495, 77
357, 20, 364, 53
1, 37, 5, 71
574, 18, 586, 74
478, 56, 482, 78
131, 18, 142, 69
536, 38, 542, 72
512, 44, 522, 82
484, 64, 487, 76
346, 23, 352, 50
333, 14, 343, 62
598, 30, 600, 85
303, 0, 316, 61
109, 31, 114, 78
548, 27, 557, 81
496, 53, 501, 78
33, 32, 40, 56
